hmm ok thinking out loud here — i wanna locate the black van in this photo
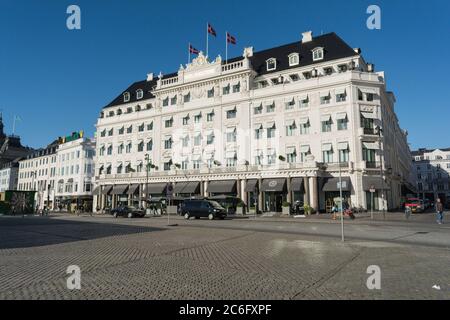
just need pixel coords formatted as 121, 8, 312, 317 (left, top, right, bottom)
181, 200, 227, 220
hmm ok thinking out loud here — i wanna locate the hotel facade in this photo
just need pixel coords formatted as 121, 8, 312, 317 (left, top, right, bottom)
17, 133, 96, 211
93, 31, 414, 213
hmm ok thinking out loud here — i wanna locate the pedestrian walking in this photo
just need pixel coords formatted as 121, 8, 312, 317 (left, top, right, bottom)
435, 198, 444, 224
404, 205, 411, 220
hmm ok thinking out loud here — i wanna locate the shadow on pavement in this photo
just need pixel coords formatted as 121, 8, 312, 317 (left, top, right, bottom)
0, 216, 167, 250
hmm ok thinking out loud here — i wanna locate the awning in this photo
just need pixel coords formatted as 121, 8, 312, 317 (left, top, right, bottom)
322, 143, 333, 151
300, 145, 310, 153
361, 112, 377, 119
226, 127, 236, 133
286, 146, 296, 154
299, 93, 308, 101
320, 91, 330, 97
291, 178, 305, 192
102, 185, 113, 195
194, 111, 202, 117
335, 88, 346, 95
226, 151, 236, 158
192, 154, 202, 161
337, 142, 349, 150
127, 184, 140, 195
207, 180, 237, 194
173, 182, 188, 193
320, 114, 331, 122
363, 142, 379, 150
206, 130, 214, 136
362, 176, 391, 191
92, 186, 100, 194
182, 181, 200, 194
322, 177, 352, 192
67, 178, 73, 183
254, 123, 263, 129
261, 178, 287, 192
359, 87, 377, 94
285, 119, 295, 126
265, 121, 276, 128
146, 183, 168, 194
162, 116, 173, 122
111, 184, 128, 195
299, 117, 309, 125
245, 179, 259, 192
336, 112, 347, 120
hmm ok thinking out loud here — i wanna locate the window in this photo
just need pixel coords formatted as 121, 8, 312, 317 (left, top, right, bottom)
303, 72, 312, 79
267, 150, 276, 165
126, 143, 132, 153
232, 82, 241, 93
127, 126, 132, 134
288, 53, 299, 66
171, 96, 177, 105
321, 118, 332, 132
164, 161, 172, 171
137, 141, 144, 152
194, 114, 202, 123
226, 108, 237, 119
106, 165, 112, 175
337, 116, 348, 131
194, 134, 201, 146
254, 104, 263, 115
287, 150, 297, 163
117, 164, 123, 174
290, 74, 300, 82
266, 58, 276, 71
138, 123, 144, 132
206, 133, 214, 145
324, 67, 333, 75
226, 154, 237, 167
162, 97, 169, 107
254, 151, 263, 165
259, 80, 269, 88
226, 129, 237, 143
255, 128, 264, 140
164, 138, 172, 149
100, 130, 106, 137
136, 163, 143, 173
320, 93, 331, 105
336, 92, 347, 102
146, 103, 153, 110
285, 99, 295, 110
207, 111, 214, 122
123, 92, 130, 102
118, 127, 124, 135
117, 143, 123, 154
183, 92, 191, 103
192, 160, 201, 169
266, 103, 275, 113
136, 89, 143, 99
165, 118, 173, 128
362, 146, 377, 163
338, 64, 348, 73
181, 160, 188, 170
99, 146, 105, 156
107, 145, 113, 155
207, 88, 214, 98
126, 107, 133, 114
117, 109, 122, 115
285, 121, 296, 136
366, 93, 374, 101
267, 125, 276, 139
182, 116, 189, 126
147, 122, 153, 131
146, 140, 153, 151
299, 97, 309, 108
222, 84, 230, 95
322, 145, 333, 163
135, 105, 141, 112
339, 149, 349, 163
312, 48, 324, 61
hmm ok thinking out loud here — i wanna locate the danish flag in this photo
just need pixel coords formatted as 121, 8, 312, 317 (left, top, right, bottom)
226, 32, 236, 45
189, 44, 200, 54
208, 23, 216, 37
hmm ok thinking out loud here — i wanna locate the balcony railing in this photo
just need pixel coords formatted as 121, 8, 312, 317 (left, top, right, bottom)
363, 127, 376, 135
222, 60, 244, 72
161, 76, 179, 87
365, 161, 381, 169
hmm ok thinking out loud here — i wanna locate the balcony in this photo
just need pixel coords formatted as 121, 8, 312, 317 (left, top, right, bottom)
363, 127, 376, 135
365, 161, 381, 169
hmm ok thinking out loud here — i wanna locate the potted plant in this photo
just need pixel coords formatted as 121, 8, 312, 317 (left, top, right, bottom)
282, 201, 291, 215
303, 204, 312, 216
236, 201, 245, 215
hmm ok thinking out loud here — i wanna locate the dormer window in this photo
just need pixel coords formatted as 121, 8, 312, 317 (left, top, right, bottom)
312, 47, 324, 61
288, 53, 299, 66
266, 58, 277, 71
135, 105, 141, 112
123, 92, 130, 102
136, 89, 143, 100
117, 109, 122, 115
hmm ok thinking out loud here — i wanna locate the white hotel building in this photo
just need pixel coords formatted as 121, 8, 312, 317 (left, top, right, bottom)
17, 134, 96, 211
93, 31, 413, 213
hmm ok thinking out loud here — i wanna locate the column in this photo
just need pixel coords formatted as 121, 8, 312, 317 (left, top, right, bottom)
303, 177, 310, 206
258, 177, 263, 212
286, 177, 292, 204
236, 178, 241, 199
241, 179, 248, 205
203, 180, 208, 197
309, 177, 318, 213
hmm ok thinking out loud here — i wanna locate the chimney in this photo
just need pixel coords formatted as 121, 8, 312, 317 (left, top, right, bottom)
302, 31, 313, 43
146, 73, 154, 81
353, 48, 361, 54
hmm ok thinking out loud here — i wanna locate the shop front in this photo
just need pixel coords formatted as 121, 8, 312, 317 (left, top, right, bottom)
112, 184, 129, 207
260, 178, 287, 213
245, 179, 259, 211
322, 177, 352, 213
362, 176, 390, 211
102, 185, 113, 209
291, 177, 305, 204
206, 180, 237, 197
174, 181, 201, 198
127, 184, 141, 207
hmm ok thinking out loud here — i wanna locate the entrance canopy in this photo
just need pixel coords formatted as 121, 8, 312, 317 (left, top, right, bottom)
322, 177, 352, 192
261, 178, 286, 192
362, 176, 391, 191
291, 178, 305, 192
111, 185, 128, 195
207, 180, 237, 194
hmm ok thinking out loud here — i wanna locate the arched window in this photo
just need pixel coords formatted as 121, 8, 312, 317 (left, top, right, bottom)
266, 58, 277, 71
288, 53, 299, 66
312, 47, 324, 61
136, 89, 143, 100
123, 92, 130, 102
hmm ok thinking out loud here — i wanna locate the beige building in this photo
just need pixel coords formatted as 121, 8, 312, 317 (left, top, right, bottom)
93, 31, 413, 213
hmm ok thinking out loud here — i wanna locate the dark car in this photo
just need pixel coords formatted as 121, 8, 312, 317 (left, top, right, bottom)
110, 206, 145, 218
180, 200, 227, 220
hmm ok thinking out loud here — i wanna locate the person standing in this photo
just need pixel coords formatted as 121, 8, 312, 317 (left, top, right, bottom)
435, 198, 444, 224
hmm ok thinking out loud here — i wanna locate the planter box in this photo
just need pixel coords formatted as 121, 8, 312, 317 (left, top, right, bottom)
167, 205, 178, 214
236, 207, 244, 215
282, 206, 290, 215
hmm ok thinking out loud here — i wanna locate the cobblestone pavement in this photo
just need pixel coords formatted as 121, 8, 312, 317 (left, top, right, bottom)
0, 215, 449, 300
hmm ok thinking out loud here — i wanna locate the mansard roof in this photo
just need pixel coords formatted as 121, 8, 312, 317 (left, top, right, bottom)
104, 32, 358, 109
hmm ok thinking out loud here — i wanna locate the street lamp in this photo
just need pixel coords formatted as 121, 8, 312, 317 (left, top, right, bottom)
375, 125, 385, 220
338, 149, 344, 242
144, 154, 150, 209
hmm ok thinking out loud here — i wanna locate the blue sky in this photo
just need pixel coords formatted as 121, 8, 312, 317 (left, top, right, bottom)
0, 0, 449, 150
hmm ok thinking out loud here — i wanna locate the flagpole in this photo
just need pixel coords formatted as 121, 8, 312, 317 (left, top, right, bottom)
225, 31, 228, 64
206, 22, 209, 58
188, 42, 191, 64
12, 116, 16, 136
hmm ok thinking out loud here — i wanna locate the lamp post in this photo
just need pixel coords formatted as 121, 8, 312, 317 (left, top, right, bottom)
375, 125, 385, 220
338, 152, 344, 242
47, 183, 51, 214
144, 154, 150, 209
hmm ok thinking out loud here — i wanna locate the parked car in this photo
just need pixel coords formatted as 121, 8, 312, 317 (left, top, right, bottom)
207, 195, 243, 214
110, 205, 145, 218
180, 199, 227, 220
404, 198, 425, 213
423, 199, 431, 210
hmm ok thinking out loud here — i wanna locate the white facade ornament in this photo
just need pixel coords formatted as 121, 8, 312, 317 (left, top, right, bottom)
243, 47, 254, 58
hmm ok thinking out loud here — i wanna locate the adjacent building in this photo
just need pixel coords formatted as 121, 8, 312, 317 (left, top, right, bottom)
17, 132, 96, 211
0, 114, 33, 166
93, 31, 413, 213
0, 159, 20, 192
412, 148, 450, 204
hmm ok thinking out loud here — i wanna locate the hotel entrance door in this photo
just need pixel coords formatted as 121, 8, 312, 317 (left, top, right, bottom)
264, 192, 284, 212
